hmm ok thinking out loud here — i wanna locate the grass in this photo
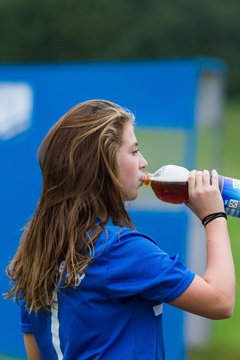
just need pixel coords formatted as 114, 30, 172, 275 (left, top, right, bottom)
0, 358, 23, 360
188, 98, 240, 359
188, 344, 240, 360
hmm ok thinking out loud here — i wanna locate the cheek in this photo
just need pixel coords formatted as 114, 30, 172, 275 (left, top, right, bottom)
119, 158, 137, 185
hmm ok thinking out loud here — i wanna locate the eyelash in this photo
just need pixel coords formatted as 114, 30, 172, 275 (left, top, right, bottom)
132, 149, 139, 155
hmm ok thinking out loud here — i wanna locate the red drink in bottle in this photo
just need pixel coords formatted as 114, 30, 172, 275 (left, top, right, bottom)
150, 179, 189, 204
143, 165, 189, 204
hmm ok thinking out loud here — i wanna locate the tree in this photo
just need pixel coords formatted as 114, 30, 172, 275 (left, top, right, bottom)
0, 0, 239, 96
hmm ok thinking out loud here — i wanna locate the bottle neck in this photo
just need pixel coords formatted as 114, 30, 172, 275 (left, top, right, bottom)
141, 172, 151, 185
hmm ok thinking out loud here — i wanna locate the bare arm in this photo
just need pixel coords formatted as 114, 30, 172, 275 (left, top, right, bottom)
24, 333, 42, 360
170, 170, 235, 320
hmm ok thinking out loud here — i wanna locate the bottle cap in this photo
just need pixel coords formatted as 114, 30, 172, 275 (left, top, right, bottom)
144, 172, 151, 185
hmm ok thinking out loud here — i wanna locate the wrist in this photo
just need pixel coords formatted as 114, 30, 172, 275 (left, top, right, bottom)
202, 212, 227, 227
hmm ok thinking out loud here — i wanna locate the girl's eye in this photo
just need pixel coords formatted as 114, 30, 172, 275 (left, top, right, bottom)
132, 149, 139, 155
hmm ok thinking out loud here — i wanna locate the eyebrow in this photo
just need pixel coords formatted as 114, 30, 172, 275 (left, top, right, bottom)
130, 142, 138, 148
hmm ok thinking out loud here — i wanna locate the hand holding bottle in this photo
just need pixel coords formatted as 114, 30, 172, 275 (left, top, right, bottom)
142, 164, 240, 218
186, 169, 225, 221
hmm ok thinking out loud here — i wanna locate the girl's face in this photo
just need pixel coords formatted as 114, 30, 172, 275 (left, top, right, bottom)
118, 122, 147, 200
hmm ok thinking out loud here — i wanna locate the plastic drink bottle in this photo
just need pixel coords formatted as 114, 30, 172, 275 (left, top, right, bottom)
141, 165, 240, 217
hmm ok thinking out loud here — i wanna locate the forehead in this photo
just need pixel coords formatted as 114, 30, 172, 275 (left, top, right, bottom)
121, 122, 137, 146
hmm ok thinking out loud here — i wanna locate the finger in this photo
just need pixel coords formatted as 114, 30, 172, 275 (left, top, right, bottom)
211, 169, 219, 187
188, 170, 197, 193
195, 170, 203, 187
202, 169, 210, 186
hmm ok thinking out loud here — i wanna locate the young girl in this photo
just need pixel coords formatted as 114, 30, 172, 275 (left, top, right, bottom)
6, 100, 235, 360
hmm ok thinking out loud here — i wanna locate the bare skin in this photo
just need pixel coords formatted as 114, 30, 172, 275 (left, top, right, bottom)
24, 333, 42, 360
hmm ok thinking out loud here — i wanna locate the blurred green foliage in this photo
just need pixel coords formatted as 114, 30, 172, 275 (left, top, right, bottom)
0, 0, 239, 95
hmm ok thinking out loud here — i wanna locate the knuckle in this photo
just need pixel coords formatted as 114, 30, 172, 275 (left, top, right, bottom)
195, 189, 204, 197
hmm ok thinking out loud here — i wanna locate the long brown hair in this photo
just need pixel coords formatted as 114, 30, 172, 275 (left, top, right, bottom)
6, 99, 135, 312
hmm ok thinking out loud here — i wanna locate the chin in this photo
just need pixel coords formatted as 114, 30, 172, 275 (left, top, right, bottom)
125, 191, 138, 201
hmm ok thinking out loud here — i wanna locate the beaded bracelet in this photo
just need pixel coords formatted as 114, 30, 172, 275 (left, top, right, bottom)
202, 212, 227, 227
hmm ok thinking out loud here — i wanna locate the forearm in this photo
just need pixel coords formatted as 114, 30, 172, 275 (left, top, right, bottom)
203, 217, 235, 314
171, 170, 236, 319
170, 218, 235, 319
24, 334, 42, 360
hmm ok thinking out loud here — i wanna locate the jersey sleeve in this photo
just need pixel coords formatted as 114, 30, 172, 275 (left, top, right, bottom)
105, 229, 195, 304
20, 301, 33, 334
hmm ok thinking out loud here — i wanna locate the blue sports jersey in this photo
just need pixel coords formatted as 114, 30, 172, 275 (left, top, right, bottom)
20, 224, 195, 359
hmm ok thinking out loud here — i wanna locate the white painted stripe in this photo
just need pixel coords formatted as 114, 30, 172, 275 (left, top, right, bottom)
51, 292, 63, 360
153, 304, 163, 316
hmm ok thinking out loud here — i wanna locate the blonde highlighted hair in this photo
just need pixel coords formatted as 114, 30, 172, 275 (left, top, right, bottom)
6, 99, 135, 312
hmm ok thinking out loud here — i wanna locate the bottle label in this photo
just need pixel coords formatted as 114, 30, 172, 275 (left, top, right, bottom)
222, 177, 240, 217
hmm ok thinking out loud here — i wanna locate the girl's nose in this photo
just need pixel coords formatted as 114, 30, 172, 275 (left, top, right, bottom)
139, 153, 148, 170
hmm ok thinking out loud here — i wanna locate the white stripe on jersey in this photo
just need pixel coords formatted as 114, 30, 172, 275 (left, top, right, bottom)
51, 292, 63, 360
153, 304, 163, 316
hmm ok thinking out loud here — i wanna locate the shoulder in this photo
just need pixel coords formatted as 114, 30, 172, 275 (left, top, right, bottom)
105, 224, 157, 246
99, 224, 162, 259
